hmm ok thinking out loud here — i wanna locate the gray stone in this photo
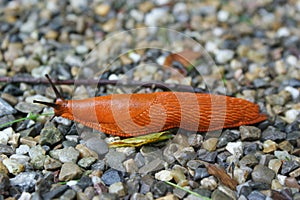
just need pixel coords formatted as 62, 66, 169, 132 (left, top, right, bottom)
0, 98, 16, 117
39, 124, 63, 146
240, 126, 261, 141
59, 162, 82, 181
251, 165, 275, 184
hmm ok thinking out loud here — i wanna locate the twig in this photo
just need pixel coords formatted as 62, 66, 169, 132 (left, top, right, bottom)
0, 76, 206, 93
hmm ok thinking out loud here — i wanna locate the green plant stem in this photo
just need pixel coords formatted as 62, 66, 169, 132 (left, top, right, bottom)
164, 181, 211, 200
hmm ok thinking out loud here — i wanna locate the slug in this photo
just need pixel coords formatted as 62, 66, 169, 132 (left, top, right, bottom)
33, 75, 267, 137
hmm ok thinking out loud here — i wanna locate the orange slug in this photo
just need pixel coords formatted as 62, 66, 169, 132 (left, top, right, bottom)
33, 75, 267, 137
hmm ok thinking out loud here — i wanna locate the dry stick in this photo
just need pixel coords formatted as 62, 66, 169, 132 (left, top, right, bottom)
0, 76, 206, 93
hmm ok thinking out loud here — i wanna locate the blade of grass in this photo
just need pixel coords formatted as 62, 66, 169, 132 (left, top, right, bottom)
0, 112, 54, 128
164, 181, 211, 200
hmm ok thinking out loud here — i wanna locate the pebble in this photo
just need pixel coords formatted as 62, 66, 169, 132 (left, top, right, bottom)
44, 156, 62, 170
50, 147, 80, 163
155, 170, 173, 181
239, 154, 258, 167
78, 157, 97, 169
278, 140, 293, 152
84, 137, 108, 158
101, 169, 124, 186
10, 172, 37, 192
16, 144, 30, 155
217, 130, 240, 148
42, 185, 69, 199
247, 190, 266, 200
201, 177, 217, 190
173, 147, 196, 165
215, 49, 234, 64
105, 149, 126, 172
0, 127, 13, 145
194, 167, 209, 181
263, 140, 278, 153
202, 138, 218, 152
261, 126, 286, 142
284, 86, 300, 100
59, 162, 83, 181
197, 149, 218, 163
0, 173, 10, 192
281, 160, 300, 175
0, 98, 16, 117
268, 159, 282, 174
39, 124, 63, 146
3, 158, 25, 175
15, 102, 43, 113
251, 165, 275, 184
109, 182, 127, 197
240, 126, 261, 141
225, 141, 243, 157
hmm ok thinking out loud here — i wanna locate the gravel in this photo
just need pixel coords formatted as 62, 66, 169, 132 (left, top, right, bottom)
0, 0, 300, 199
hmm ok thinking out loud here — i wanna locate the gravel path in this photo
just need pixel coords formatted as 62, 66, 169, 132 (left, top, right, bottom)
0, 0, 300, 199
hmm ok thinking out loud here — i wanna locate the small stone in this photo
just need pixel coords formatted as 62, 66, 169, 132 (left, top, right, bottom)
188, 133, 203, 147
59, 162, 82, 181
173, 147, 196, 165
75, 144, 98, 158
234, 166, 251, 184
39, 124, 63, 146
3, 158, 25, 175
289, 167, 300, 178
281, 160, 300, 175
156, 194, 178, 200
0, 160, 9, 174
105, 149, 126, 172
217, 130, 240, 148
215, 49, 234, 64
123, 158, 138, 173
247, 190, 266, 200
0, 173, 9, 192
197, 149, 217, 163
240, 126, 261, 141
42, 185, 68, 199
84, 137, 108, 157
109, 182, 127, 197
194, 167, 209, 181
239, 154, 258, 167
284, 109, 300, 124
0, 98, 16, 117
271, 179, 283, 191
285, 86, 300, 100
201, 177, 217, 190
101, 169, 124, 186
0, 127, 13, 145
50, 147, 80, 163
217, 10, 230, 22
15, 102, 43, 113
16, 144, 30, 155
30, 154, 47, 169
225, 141, 243, 157
278, 140, 293, 152
44, 156, 62, 170
268, 159, 282, 174
202, 138, 218, 151
263, 140, 278, 153
78, 157, 97, 169
95, 4, 110, 16
75, 45, 88, 55
251, 165, 275, 184
28, 145, 46, 159
171, 169, 188, 186
261, 126, 286, 142
10, 172, 37, 192
139, 158, 165, 174
60, 189, 76, 200
276, 27, 290, 38
31, 66, 52, 78
266, 90, 291, 106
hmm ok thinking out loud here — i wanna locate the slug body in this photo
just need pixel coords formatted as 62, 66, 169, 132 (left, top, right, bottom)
34, 75, 267, 137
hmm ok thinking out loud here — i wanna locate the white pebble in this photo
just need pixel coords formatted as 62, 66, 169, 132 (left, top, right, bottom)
128, 52, 141, 63
205, 41, 218, 54
286, 55, 298, 66
130, 10, 144, 22
54, 116, 72, 126
0, 127, 14, 145
76, 45, 88, 54
212, 27, 224, 37
155, 170, 173, 181
215, 49, 234, 64
31, 66, 51, 78
276, 27, 290, 38
285, 109, 300, 123
16, 144, 30, 155
145, 8, 168, 26
108, 74, 119, 80
217, 10, 230, 22
277, 174, 287, 185
285, 86, 300, 100
226, 141, 243, 156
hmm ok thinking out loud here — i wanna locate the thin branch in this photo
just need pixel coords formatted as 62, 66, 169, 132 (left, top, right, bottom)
0, 76, 206, 93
